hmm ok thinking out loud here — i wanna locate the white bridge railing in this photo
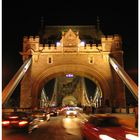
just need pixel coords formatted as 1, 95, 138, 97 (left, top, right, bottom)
109, 57, 138, 101
2, 57, 32, 106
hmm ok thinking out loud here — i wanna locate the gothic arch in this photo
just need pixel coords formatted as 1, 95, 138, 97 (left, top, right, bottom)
31, 64, 111, 108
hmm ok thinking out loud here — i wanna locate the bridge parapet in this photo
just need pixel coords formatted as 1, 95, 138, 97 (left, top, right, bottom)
39, 44, 63, 52
22, 35, 122, 54
23, 36, 40, 52
101, 34, 122, 52
23, 36, 40, 42
39, 43, 102, 53
79, 44, 100, 52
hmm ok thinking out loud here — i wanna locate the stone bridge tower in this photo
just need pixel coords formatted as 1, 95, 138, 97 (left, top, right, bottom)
20, 25, 125, 109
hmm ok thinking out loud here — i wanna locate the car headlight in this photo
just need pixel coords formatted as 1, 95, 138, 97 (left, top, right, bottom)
73, 111, 77, 114
125, 134, 139, 140
66, 111, 70, 115
99, 134, 116, 140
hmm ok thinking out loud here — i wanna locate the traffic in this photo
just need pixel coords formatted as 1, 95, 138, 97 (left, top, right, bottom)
2, 106, 138, 140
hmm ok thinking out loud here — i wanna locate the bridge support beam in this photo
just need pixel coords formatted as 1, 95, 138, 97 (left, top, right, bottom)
109, 57, 138, 101
2, 57, 32, 107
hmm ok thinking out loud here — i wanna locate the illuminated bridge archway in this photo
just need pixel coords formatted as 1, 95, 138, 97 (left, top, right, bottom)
29, 64, 109, 108
4, 26, 136, 109
19, 26, 127, 109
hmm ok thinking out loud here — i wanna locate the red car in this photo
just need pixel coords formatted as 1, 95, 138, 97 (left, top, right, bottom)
81, 115, 138, 140
2, 111, 39, 133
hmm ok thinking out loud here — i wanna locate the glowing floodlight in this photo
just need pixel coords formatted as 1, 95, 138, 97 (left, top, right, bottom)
80, 41, 85, 47
56, 42, 61, 47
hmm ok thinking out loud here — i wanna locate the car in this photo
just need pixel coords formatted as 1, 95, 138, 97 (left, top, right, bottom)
2, 111, 39, 133
81, 115, 138, 140
49, 107, 59, 116
32, 110, 50, 122
66, 107, 78, 117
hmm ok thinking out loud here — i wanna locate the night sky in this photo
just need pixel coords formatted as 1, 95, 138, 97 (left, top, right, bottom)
2, 0, 138, 89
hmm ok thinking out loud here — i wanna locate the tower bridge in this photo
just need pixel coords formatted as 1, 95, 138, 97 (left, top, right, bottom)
2, 25, 138, 110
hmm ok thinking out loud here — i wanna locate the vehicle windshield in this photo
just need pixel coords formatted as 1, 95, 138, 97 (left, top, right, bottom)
67, 108, 75, 111
89, 117, 121, 127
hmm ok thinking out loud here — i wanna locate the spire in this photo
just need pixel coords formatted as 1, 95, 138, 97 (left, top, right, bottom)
40, 16, 44, 30
96, 16, 100, 31
39, 16, 45, 43
96, 16, 102, 42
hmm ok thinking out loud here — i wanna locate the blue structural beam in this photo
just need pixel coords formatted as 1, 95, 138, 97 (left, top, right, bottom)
2, 57, 32, 105
109, 57, 138, 101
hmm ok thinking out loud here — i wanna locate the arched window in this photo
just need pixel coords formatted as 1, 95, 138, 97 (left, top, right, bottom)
89, 56, 94, 64
47, 56, 53, 64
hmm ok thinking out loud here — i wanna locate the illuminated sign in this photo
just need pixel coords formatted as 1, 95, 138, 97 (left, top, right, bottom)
66, 74, 74, 78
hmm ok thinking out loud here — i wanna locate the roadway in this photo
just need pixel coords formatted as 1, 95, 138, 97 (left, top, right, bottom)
2, 113, 137, 140
2, 114, 84, 140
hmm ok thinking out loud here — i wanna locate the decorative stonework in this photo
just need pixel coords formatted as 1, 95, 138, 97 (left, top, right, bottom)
60, 29, 80, 48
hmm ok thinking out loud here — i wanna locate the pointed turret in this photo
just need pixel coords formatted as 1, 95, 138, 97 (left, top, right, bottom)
39, 16, 45, 43
96, 16, 100, 31
96, 16, 103, 43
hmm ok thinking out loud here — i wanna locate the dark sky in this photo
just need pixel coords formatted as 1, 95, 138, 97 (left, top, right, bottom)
2, 0, 138, 88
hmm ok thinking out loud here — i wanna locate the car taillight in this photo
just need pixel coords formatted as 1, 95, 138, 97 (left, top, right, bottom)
19, 121, 28, 126
2, 120, 10, 126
